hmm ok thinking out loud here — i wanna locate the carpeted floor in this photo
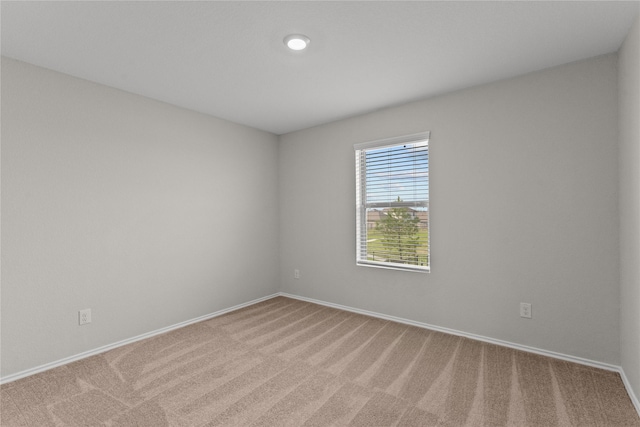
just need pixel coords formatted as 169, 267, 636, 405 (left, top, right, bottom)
1, 296, 639, 426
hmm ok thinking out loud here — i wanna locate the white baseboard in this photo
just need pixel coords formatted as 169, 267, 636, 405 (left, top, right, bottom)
620, 367, 640, 416
2, 290, 639, 418
0, 293, 279, 385
279, 292, 640, 416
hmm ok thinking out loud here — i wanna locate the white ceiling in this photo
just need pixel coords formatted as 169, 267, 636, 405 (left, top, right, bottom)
2, 1, 638, 135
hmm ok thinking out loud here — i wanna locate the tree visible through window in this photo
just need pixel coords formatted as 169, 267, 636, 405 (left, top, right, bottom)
355, 132, 430, 272
375, 197, 422, 264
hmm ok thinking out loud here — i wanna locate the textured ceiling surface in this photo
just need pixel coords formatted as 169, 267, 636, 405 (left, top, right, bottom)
2, 1, 638, 134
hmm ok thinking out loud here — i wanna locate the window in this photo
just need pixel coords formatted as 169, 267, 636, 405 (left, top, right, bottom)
355, 132, 430, 272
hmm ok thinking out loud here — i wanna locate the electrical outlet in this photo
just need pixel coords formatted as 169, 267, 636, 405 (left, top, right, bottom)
520, 303, 532, 319
79, 309, 92, 325
294, 269, 300, 279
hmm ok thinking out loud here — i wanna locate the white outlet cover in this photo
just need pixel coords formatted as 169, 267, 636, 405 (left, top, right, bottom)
79, 309, 92, 325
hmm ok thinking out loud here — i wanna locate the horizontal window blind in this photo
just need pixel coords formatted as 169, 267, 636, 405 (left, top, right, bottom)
355, 132, 430, 272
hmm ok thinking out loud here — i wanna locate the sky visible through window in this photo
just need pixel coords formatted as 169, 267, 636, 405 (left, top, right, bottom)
365, 141, 429, 208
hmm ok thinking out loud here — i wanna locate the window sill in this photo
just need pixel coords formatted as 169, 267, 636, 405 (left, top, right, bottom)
356, 261, 430, 273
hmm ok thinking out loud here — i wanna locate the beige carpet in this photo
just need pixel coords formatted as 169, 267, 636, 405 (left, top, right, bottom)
1, 296, 639, 426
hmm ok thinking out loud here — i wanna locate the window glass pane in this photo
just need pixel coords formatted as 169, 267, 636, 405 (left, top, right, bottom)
355, 133, 429, 272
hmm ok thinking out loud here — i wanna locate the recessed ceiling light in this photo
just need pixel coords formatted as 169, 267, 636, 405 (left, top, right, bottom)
284, 34, 310, 51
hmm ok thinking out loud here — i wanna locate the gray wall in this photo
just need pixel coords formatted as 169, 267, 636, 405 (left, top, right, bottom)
279, 54, 620, 365
619, 16, 640, 405
1, 58, 280, 377
1, 36, 633, 387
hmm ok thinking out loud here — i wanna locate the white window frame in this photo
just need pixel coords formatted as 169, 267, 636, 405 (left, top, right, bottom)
355, 131, 430, 273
